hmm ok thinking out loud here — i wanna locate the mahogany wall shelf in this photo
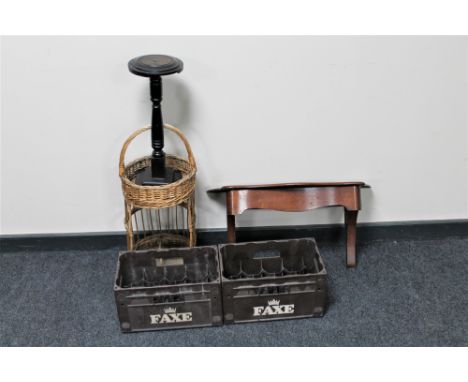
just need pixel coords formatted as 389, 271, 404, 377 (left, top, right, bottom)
208, 182, 370, 267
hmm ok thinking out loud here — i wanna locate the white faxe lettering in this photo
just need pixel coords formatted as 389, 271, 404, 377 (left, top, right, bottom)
149, 311, 193, 324
252, 304, 295, 316
150, 314, 161, 324
253, 306, 264, 316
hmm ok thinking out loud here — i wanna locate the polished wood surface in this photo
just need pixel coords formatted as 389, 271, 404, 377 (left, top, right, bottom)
209, 182, 369, 267
345, 210, 358, 267
226, 186, 361, 215
208, 181, 369, 192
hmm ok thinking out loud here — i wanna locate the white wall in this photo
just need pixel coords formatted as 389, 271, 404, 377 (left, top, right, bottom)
1, 36, 467, 235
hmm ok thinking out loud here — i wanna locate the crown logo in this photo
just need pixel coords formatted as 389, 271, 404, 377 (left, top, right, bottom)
268, 299, 280, 306
164, 307, 177, 314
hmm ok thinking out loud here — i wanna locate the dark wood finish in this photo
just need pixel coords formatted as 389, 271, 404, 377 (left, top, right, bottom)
227, 215, 236, 243
345, 210, 358, 267
149, 76, 165, 174
128, 54, 184, 186
208, 182, 369, 267
208, 181, 368, 192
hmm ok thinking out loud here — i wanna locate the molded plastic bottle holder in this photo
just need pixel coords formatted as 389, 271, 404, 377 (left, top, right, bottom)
114, 245, 222, 332
219, 238, 327, 324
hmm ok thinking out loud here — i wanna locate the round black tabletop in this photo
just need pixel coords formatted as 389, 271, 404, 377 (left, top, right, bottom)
128, 54, 183, 77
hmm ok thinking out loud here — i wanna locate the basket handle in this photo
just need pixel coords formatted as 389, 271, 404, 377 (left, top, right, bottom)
119, 124, 196, 177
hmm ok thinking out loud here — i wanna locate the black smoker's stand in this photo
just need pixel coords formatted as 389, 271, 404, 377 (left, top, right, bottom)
128, 55, 184, 186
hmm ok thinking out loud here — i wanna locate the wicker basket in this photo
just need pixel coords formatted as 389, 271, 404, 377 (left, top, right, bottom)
120, 124, 197, 249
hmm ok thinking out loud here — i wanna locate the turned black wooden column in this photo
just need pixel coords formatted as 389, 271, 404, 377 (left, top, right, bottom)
128, 54, 184, 186
149, 76, 165, 177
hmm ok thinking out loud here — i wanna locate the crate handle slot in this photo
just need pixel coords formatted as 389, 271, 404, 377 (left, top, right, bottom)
252, 250, 281, 259
155, 257, 184, 267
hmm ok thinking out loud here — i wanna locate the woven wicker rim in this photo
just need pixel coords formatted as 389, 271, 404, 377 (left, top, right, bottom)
119, 124, 197, 210
119, 124, 196, 188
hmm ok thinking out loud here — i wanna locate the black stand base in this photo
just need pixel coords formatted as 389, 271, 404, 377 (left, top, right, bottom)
134, 166, 182, 186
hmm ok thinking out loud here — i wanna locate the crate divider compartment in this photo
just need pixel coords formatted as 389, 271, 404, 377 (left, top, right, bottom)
219, 238, 328, 324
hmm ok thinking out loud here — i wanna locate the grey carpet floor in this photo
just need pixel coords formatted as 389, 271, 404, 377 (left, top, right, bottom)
0, 237, 467, 346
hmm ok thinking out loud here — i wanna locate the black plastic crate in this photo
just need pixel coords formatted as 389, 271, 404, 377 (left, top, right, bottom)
114, 245, 222, 332
219, 238, 327, 324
